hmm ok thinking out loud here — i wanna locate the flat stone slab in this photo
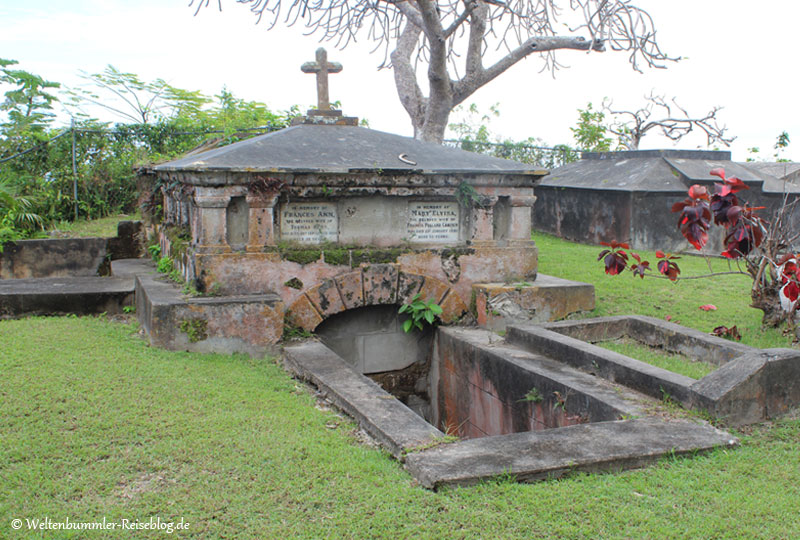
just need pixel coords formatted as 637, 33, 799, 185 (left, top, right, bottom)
283, 341, 444, 458
0, 258, 152, 317
473, 274, 595, 330
405, 417, 737, 489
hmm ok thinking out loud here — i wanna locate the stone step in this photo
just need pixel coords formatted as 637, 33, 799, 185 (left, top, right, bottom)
0, 259, 151, 318
283, 340, 445, 459
473, 274, 595, 331
505, 323, 697, 404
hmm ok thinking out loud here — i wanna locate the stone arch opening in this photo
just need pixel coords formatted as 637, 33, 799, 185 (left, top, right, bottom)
284, 265, 469, 422
284, 265, 468, 333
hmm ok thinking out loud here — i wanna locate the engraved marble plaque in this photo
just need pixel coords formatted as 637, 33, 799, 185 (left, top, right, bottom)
407, 202, 460, 243
280, 202, 338, 244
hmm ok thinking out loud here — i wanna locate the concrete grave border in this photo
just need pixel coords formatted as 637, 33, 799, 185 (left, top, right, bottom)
284, 333, 736, 490
509, 315, 800, 426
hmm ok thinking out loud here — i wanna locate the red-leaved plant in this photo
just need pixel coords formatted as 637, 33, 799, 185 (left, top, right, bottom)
598, 167, 800, 336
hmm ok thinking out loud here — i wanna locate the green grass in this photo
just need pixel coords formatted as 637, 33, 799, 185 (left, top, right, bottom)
48, 212, 140, 238
1, 316, 798, 539
1, 234, 799, 539
534, 232, 793, 350
596, 338, 717, 379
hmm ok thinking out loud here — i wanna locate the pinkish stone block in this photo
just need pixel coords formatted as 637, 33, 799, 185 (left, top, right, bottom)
334, 271, 364, 309
417, 276, 450, 305
362, 264, 399, 305
305, 279, 345, 318
439, 290, 468, 323
286, 294, 323, 331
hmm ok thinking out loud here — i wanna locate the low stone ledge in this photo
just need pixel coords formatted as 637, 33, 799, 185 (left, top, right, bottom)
506, 324, 696, 405
136, 271, 283, 356
405, 418, 737, 489
0, 221, 144, 279
519, 316, 800, 426
0, 275, 134, 318
473, 274, 595, 331
626, 315, 753, 366
283, 341, 444, 459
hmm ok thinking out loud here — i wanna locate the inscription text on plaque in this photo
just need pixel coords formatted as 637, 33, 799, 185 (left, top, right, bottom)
280, 202, 338, 244
407, 202, 459, 243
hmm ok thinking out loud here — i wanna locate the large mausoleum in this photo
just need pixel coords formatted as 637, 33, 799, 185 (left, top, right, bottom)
534, 150, 800, 252
137, 49, 594, 357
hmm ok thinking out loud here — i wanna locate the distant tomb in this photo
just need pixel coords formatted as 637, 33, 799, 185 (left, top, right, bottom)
535, 150, 800, 251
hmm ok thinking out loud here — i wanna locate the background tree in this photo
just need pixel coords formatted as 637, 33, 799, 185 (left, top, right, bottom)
570, 102, 613, 152
448, 102, 578, 166
602, 92, 733, 150
0, 58, 60, 159
193, 0, 673, 143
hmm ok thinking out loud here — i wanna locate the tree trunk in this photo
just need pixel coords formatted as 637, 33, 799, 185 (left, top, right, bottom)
417, 100, 452, 143
751, 283, 790, 328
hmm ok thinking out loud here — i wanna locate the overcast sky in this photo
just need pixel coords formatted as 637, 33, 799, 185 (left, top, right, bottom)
2, 0, 798, 161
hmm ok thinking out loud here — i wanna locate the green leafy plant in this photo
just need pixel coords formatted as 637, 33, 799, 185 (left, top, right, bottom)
156, 256, 173, 274
147, 243, 161, 260
520, 387, 543, 403
398, 293, 443, 333
455, 181, 483, 208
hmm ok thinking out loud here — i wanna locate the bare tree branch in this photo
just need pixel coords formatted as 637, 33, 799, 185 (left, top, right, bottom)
603, 92, 735, 150
192, 0, 677, 142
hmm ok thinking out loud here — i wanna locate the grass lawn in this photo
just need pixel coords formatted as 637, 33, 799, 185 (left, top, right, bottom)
1, 234, 799, 539
47, 213, 140, 239
595, 338, 717, 380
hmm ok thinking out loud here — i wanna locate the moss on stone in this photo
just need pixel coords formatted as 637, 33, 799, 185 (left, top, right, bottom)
164, 225, 191, 260
351, 248, 405, 267
179, 318, 208, 343
281, 249, 322, 265
322, 249, 351, 266
284, 277, 304, 290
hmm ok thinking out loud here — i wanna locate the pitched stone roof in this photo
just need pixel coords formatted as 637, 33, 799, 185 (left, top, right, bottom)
540, 150, 800, 194
154, 124, 546, 176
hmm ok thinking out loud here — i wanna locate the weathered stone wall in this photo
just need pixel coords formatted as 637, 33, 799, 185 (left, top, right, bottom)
433, 328, 621, 439
187, 244, 536, 329
0, 221, 144, 279
533, 187, 632, 246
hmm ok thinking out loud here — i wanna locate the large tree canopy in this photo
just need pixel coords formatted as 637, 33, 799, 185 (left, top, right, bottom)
194, 0, 674, 142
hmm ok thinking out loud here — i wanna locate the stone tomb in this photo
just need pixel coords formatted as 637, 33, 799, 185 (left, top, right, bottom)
534, 149, 800, 251
141, 49, 594, 360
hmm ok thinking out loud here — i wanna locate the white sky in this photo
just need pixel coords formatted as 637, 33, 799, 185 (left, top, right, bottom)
1, 0, 798, 161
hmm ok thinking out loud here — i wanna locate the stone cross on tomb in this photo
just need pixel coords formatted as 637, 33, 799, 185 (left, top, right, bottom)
301, 48, 343, 111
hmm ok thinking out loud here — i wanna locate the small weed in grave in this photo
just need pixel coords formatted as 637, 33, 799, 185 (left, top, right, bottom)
553, 390, 569, 411
282, 319, 313, 341
520, 387, 543, 403
206, 282, 222, 297
122, 306, 136, 314
399, 293, 443, 333
514, 281, 533, 291
182, 282, 201, 297
180, 318, 208, 343
156, 256, 173, 274
168, 268, 183, 284
147, 243, 161, 261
